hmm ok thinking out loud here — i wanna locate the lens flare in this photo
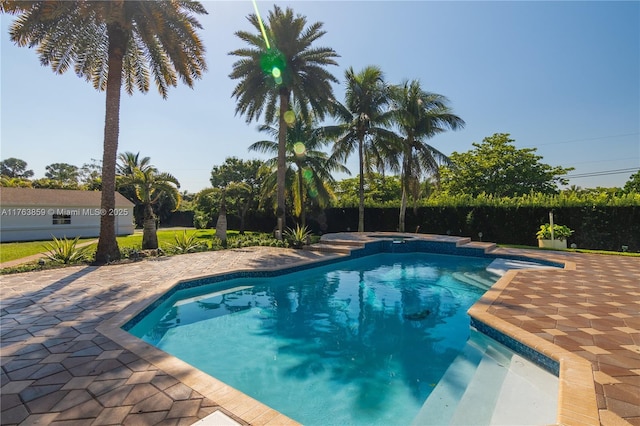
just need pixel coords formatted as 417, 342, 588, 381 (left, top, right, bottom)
252, 0, 285, 86
251, 0, 270, 50
302, 168, 314, 181
284, 110, 296, 125
294, 142, 306, 157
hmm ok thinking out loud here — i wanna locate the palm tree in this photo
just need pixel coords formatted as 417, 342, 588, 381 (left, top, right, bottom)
3, 1, 207, 263
119, 166, 181, 250
229, 5, 339, 238
116, 152, 152, 177
323, 66, 398, 232
116, 151, 153, 227
250, 111, 348, 227
390, 80, 465, 232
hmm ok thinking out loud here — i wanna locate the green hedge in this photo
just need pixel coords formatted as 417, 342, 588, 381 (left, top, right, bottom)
320, 206, 640, 252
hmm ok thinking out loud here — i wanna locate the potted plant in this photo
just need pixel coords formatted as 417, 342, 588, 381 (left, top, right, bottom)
536, 223, 574, 249
284, 224, 312, 249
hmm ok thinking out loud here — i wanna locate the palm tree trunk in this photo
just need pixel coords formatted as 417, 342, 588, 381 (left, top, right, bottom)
297, 167, 306, 228
399, 187, 408, 233
399, 153, 409, 233
95, 23, 127, 264
277, 91, 290, 239
142, 203, 158, 250
358, 136, 365, 232
216, 190, 228, 248
239, 197, 250, 235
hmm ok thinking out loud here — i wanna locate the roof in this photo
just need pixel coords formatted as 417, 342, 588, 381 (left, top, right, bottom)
0, 187, 134, 208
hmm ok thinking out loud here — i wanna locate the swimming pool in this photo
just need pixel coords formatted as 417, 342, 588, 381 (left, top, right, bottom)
126, 251, 557, 425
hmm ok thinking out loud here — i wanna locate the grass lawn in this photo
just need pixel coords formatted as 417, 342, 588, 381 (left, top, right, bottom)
3, 231, 637, 265
115, 228, 219, 251
0, 229, 249, 263
0, 238, 98, 263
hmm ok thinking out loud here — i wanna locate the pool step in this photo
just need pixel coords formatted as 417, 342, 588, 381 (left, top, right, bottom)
411, 331, 486, 426
448, 340, 512, 425
412, 330, 558, 426
305, 240, 364, 254
452, 272, 495, 291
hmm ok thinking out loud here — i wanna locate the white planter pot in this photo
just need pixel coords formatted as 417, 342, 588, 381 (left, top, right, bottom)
538, 239, 567, 249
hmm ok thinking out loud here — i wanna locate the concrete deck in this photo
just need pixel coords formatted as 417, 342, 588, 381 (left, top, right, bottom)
1, 236, 639, 425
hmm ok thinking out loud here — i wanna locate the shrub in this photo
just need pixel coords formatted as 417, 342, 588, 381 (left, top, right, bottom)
536, 224, 574, 241
167, 230, 208, 254
42, 236, 91, 264
283, 225, 312, 249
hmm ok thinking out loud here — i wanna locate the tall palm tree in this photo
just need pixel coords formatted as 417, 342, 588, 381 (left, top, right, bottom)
229, 5, 339, 238
119, 166, 181, 250
3, 1, 207, 263
390, 80, 465, 232
250, 111, 348, 227
323, 66, 398, 232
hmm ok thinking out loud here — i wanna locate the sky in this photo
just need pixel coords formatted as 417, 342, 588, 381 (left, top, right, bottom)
1, 1, 639, 194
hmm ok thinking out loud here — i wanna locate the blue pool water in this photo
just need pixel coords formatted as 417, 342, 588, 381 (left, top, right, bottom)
128, 253, 500, 425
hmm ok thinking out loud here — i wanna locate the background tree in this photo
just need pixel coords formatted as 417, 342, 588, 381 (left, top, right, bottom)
390, 80, 464, 231
45, 163, 80, 186
439, 133, 574, 197
324, 66, 397, 232
79, 159, 102, 190
623, 170, 640, 193
3, 1, 207, 263
116, 152, 152, 177
331, 174, 402, 207
119, 166, 181, 250
192, 188, 221, 229
251, 111, 348, 227
0, 176, 33, 187
116, 151, 152, 226
210, 157, 264, 234
0, 157, 34, 179
229, 5, 339, 238
32, 178, 79, 190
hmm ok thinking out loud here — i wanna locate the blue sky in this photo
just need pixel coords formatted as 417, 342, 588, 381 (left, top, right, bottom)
1, 1, 639, 193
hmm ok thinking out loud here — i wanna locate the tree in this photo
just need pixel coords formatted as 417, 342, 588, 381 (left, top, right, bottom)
45, 163, 80, 186
0, 157, 34, 179
250, 110, 348, 226
119, 166, 181, 250
116, 152, 152, 177
0, 176, 32, 188
193, 188, 220, 229
332, 174, 402, 207
623, 170, 640, 193
229, 5, 339, 238
80, 159, 102, 191
116, 151, 152, 225
439, 133, 574, 197
323, 66, 397, 232
390, 80, 464, 231
3, 1, 207, 263
210, 157, 264, 234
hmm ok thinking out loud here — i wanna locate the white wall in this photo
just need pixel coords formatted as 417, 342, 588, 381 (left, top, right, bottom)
0, 205, 134, 242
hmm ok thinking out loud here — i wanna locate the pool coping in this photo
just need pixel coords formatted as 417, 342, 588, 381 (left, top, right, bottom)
467, 269, 600, 426
96, 233, 597, 426
96, 254, 352, 426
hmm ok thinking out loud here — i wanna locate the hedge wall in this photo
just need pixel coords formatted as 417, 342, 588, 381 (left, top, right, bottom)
318, 206, 639, 252
167, 206, 639, 252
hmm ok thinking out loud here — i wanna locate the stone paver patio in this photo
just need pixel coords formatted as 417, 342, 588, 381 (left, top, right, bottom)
1, 234, 639, 425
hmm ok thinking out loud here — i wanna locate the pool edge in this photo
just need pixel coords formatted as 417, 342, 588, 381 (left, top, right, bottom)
467, 270, 600, 426
100, 235, 589, 426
